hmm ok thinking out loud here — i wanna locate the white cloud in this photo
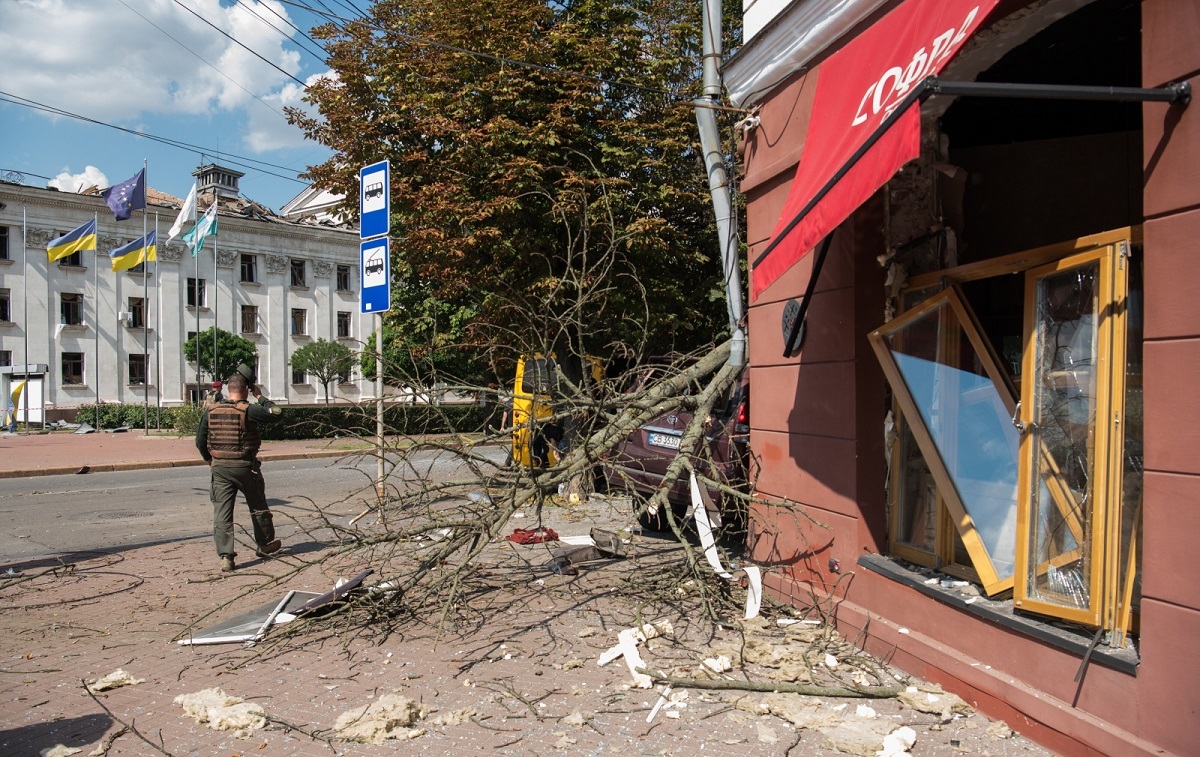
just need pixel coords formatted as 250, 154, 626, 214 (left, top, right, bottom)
0, 0, 315, 152
244, 70, 334, 152
48, 165, 109, 192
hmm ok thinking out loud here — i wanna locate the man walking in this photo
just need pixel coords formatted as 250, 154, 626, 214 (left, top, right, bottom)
195, 364, 283, 572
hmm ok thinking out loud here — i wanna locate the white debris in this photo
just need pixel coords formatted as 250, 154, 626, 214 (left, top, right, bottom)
597, 620, 674, 688
778, 618, 822, 626
898, 628, 910, 634
86, 669, 145, 692
987, 720, 1014, 739
40, 746, 81, 757
334, 692, 428, 743
878, 725, 918, 756
824, 653, 839, 668
646, 686, 672, 722
174, 688, 266, 738
856, 704, 877, 719
703, 655, 733, 673
577, 628, 598, 638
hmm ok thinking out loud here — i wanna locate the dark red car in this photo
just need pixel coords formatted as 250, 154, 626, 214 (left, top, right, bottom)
602, 370, 749, 530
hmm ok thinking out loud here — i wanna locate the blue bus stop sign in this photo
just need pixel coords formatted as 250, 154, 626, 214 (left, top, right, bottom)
360, 237, 390, 314
359, 160, 389, 240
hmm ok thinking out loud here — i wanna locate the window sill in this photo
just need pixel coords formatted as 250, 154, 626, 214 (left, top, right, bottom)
336, 335, 355, 342
124, 326, 153, 333
61, 383, 89, 389
59, 324, 87, 332
126, 383, 155, 389
0, 258, 13, 266
240, 332, 262, 340
857, 554, 1139, 676
240, 280, 261, 287
186, 306, 211, 313
335, 288, 354, 294
291, 333, 311, 340
0, 320, 13, 328
57, 265, 88, 272
289, 285, 310, 292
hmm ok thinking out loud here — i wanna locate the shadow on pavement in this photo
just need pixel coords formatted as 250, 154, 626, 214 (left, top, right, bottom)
0, 713, 113, 755
1, 535, 209, 572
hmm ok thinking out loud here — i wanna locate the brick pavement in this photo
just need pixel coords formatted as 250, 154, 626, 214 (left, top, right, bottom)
0, 471, 1055, 755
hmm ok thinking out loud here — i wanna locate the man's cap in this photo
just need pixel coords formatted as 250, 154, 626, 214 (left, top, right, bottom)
211, 381, 222, 389
235, 363, 257, 384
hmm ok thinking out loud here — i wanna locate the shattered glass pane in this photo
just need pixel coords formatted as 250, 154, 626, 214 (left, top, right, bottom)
886, 299, 1019, 580
1024, 262, 1100, 612
895, 421, 937, 552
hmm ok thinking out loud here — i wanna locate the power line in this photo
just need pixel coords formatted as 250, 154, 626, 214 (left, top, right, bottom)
235, 0, 329, 62
170, 0, 306, 87
0, 91, 310, 185
116, 0, 291, 122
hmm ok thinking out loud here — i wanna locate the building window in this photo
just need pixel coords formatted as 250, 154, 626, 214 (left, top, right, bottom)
58, 250, 83, 267
62, 351, 84, 385
127, 297, 145, 328
0, 226, 8, 260
187, 330, 197, 343
0, 288, 9, 322
873, 232, 1141, 640
187, 278, 206, 308
290, 308, 307, 336
291, 368, 308, 384
0, 350, 11, 366
60, 293, 83, 325
337, 311, 352, 338
290, 258, 307, 287
241, 254, 257, 283
336, 264, 351, 292
241, 305, 258, 334
128, 353, 147, 385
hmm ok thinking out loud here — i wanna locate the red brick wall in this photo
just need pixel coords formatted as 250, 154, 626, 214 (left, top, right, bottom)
1137, 1, 1200, 752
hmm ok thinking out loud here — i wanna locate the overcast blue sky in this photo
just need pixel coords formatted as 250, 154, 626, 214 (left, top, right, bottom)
0, 0, 359, 212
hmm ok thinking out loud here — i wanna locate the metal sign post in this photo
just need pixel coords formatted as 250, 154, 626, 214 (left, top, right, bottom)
359, 160, 391, 502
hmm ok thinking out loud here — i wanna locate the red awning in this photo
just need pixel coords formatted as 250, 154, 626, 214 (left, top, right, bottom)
751, 0, 1000, 301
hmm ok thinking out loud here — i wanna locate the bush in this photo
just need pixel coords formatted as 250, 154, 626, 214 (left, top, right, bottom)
76, 403, 176, 430
84, 401, 498, 440
258, 403, 493, 440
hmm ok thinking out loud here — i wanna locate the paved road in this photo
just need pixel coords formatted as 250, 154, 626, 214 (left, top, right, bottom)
0, 447, 506, 563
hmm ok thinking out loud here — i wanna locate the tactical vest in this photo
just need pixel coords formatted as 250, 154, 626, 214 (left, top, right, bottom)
207, 400, 262, 461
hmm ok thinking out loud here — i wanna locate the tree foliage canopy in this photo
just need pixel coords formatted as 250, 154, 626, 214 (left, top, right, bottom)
290, 338, 356, 404
183, 328, 258, 386
292, 0, 740, 380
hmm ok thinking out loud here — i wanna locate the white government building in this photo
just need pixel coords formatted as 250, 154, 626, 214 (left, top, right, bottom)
0, 165, 372, 423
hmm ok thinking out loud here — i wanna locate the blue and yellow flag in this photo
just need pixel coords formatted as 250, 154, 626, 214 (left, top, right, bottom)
109, 230, 157, 272
102, 168, 146, 221
47, 218, 97, 262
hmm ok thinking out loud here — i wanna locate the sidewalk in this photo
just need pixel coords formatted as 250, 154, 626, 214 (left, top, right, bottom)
0, 491, 1052, 757
0, 430, 373, 478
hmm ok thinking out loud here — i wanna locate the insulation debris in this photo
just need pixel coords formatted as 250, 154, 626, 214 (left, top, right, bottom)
334, 692, 429, 743
897, 684, 973, 719
879, 725, 918, 756
174, 688, 266, 738
39, 746, 81, 757
86, 669, 144, 692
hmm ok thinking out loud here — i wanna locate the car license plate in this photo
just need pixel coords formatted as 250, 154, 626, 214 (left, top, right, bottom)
647, 432, 682, 450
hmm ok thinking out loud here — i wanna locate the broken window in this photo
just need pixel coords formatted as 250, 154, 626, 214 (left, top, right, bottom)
874, 230, 1141, 639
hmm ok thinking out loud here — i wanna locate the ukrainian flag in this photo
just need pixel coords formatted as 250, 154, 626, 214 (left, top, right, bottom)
46, 219, 97, 262
109, 230, 157, 272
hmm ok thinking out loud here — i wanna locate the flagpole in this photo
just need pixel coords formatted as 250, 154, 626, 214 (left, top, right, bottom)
154, 212, 161, 430
212, 185, 218, 384
21, 208, 28, 433
141, 159, 148, 433
93, 212, 100, 429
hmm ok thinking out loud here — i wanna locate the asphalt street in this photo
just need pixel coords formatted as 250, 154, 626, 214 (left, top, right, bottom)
0, 446, 506, 562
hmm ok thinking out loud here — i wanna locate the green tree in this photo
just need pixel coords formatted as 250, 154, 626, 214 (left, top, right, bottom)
183, 328, 258, 389
290, 339, 356, 404
291, 0, 738, 370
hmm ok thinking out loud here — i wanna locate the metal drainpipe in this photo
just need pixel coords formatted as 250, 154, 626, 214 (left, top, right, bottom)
695, 0, 746, 368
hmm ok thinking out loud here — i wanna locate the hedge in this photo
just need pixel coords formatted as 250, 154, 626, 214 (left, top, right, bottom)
74, 402, 498, 439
